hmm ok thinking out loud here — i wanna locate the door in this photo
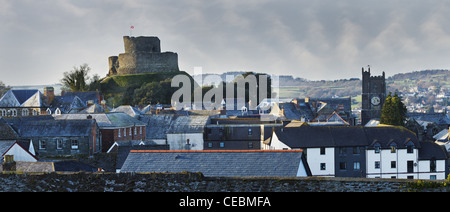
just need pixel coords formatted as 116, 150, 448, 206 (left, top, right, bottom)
407, 161, 414, 173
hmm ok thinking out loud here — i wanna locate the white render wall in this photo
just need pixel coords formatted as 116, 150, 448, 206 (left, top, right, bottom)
418, 160, 446, 180
306, 147, 335, 177
5, 143, 37, 162
365, 148, 447, 179
167, 133, 204, 150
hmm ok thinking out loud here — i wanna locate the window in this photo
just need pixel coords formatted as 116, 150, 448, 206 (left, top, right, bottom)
219, 142, 224, 148
390, 143, 397, 153
407, 144, 414, 153
391, 161, 396, 168
407, 161, 414, 173
320, 163, 326, 170
124, 128, 126, 137
248, 129, 252, 136
320, 147, 326, 155
353, 147, 360, 154
430, 159, 437, 172
32, 109, 37, 116
129, 128, 132, 136
339, 162, 347, 170
375, 161, 380, 169
353, 162, 360, 170
140, 126, 142, 135
430, 175, 437, 180
56, 139, 63, 150
118, 128, 121, 137
0, 109, 6, 117
207, 142, 213, 148
22, 109, 29, 116
71, 140, 79, 149
134, 127, 137, 135
374, 144, 381, 153
248, 142, 253, 149
39, 140, 46, 150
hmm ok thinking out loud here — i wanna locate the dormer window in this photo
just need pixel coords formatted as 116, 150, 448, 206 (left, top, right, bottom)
390, 142, 397, 153
374, 143, 381, 153
406, 141, 415, 153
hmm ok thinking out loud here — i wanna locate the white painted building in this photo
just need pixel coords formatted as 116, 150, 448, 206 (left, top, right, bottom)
366, 141, 419, 179
266, 125, 448, 179
304, 147, 335, 177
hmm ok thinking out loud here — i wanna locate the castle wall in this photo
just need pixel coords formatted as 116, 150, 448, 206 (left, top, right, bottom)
117, 52, 179, 75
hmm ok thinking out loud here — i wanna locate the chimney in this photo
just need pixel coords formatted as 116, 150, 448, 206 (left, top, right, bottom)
44, 87, 55, 105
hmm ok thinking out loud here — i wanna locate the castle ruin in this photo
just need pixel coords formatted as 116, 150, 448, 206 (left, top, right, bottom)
108, 36, 179, 76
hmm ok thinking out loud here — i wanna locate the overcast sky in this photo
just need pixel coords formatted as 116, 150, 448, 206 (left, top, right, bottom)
1, 0, 450, 86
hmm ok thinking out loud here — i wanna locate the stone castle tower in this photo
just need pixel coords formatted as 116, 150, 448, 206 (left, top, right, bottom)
108, 36, 179, 76
361, 66, 386, 126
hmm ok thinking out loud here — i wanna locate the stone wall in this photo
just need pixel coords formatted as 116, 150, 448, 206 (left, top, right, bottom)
0, 172, 448, 192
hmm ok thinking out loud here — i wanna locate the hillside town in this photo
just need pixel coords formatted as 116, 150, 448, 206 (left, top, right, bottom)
0, 36, 449, 181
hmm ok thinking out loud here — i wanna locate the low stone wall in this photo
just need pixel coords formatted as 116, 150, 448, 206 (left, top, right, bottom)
0, 172, 447, 192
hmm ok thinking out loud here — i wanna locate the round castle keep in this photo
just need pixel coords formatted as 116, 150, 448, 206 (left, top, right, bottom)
108, 36, 179, 76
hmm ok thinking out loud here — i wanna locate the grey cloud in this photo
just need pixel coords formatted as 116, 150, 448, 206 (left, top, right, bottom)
1, 0, 450, 86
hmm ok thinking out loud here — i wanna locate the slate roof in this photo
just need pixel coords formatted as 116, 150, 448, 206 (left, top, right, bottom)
112, 140, 169, 170
140, 115, 210, 139
120, 150, 309, 177
54, 112, 146, 129
13, 119, 96, 137
0, 118, 19, 139
0, 140, 16, 157
434, 129, 449, 142
111, 105, 142, 118
61, 91, 101, 104
79, 103, 107, 113
50, 95, 86, 113
0, 90, 46, 108
418, 142, 447, 160
364, 126, 421, 149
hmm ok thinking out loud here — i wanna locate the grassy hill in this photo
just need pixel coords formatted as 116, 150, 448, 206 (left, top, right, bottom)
100, 71, 194, 107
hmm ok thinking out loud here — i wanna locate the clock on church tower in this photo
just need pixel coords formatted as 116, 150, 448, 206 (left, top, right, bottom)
361, 66, 386, 126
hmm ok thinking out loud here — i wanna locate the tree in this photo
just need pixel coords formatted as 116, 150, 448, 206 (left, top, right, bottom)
61, 64, 91, 92
133, 78, 176, 106
380, 92, 407, 126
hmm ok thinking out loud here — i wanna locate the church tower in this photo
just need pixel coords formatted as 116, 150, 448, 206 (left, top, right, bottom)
361, 66, 386, 126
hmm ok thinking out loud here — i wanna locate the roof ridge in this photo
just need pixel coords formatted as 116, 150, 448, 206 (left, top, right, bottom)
130, 149, 303, 153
